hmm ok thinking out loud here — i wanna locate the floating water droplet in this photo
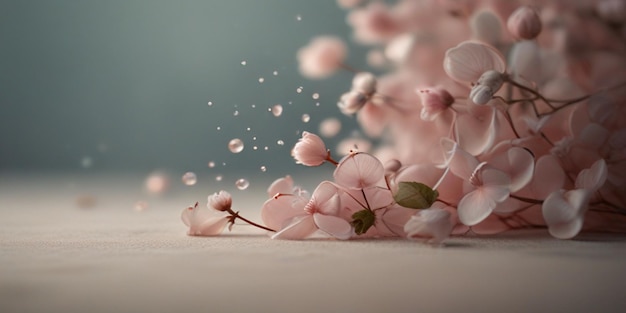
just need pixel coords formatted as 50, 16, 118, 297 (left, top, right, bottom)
80, 156, 93, 168
296, 86, 303, 93
217, 126, 221, 131
296, 14, 302, 21
277, 140, 284, 146
246, 127, 251, 131
319, 117, 342, 138
241, 60, 247, 66
235, 178, 250, 190
273, 70, 278, 76
233, 110, 239, 116
260, 166, 267, 172
251, 104, 256, 108
181, 172, 197, 186
208, 161, 215, 168
134, 201, 149, 212
252, 136, 257, 141
215, 175, 223, 182
312, 93, 320, 100
315, 102, 320, 107
228, 138, 244, 153
271, 104, 283, 117
207, 101, 213, 106
302, 114, 311, 123
258, 77, 265, 83
222, 162, 227, 166
253, 146, 258, 150
264, 146, 269, 151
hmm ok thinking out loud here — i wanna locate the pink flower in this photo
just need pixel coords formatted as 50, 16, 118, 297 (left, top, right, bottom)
351, 72, 377, 95
507, 6, 542, 40
271, 181, 353, 240
297, 36, 347, 79
404, 206, 453, 245
181, 202, 229, 236
338, 90, 368, 115
347, 2, 399, 44
444, 41, 506, 84
542, 189, 591, 239
417, 86, 454, 121
334, 152, 385, 189
291, 131, 329, 166
207, 190, 232, 212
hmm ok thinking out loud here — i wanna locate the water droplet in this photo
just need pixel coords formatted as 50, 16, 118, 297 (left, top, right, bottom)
233, 110, 239, 116
215, 175, 223, 182
208, 161, 215, 168
264, 146, 269, 151
228, 138, 244, 153
235, 178, 250, 190
302, 114, 311, 123
222, 162, 227, 166
258, 77, 265, 83
253, 146, 258, 150
319, 117, 342, 138
277, 140, 284, 146
80, 156, 93, 168
271, 104, 283, 117
296, 86, 303, 93
246, 127, 251, 131
273, 70, 278, 76
251, 104, 256, 108
260, 166, 267, 172
217, 126, 221, 131
134, 201, 149, 212
241, 60, 247, 66
296, 14, 302, 21
252, 136, 257, 141
312, 93, 320, 100
181, 172, 197, 186
315, 102, 320, 107
207, 101, 213, 106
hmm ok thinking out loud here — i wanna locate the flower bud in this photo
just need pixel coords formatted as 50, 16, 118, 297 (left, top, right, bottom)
507, 6, 542, 40
208, 191, 232, 212
338, 90, 368, 115
291, 131, 329, 166
351, 72, 377, 95
469, 70, 503, 105
384, 159, 402, 174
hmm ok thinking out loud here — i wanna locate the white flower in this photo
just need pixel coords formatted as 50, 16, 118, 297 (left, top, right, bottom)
208, 190, 232, 212
404, 207, 453, 245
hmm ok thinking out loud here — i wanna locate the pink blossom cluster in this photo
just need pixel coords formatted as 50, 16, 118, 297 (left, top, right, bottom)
182, 0, 626, 244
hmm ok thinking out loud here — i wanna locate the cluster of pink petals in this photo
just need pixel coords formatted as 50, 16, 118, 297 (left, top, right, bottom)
181, 191, 233, 236
297, 36, 347, 79
291, 131, 329, 166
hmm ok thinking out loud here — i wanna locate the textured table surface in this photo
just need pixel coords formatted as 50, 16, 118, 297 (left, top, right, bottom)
1, 173, 626, 313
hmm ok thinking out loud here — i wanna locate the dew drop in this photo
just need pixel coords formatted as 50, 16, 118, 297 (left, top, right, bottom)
252, 136, 257, 141
319, 117, 342, 138
253, 146, 258, 150
241, 60, 247, 66
80, 156, 93, 168
301, 114, 311, 123
228, 138, 244, 153
271, 104, 283, 117
296, 14, 302, 21
273, 70, 278, 76
235, 178, 250, 190
277, 140, 284, 146
296, 86, 303, 93
258, 77, 265, 83
217, 126, 221, 131
315, 102, 320, 107
215, 175, 223, 182
264, 146, 269, 151
251, 104, 256, 108
207, 101, 213, 106
260, 166, 267, 172
233, 110, 239, 116
312, 93, 320, 100
208, 161, 216, 168
246, 127, 251, 131
181, 172, 197, 186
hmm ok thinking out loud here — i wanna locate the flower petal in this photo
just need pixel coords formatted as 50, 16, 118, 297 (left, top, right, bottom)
313, 213, 352, 240
334, 152, 385, 189
308, 181, 341, 216
194, 216, 229, 236
575, 159, 608, 192
443, 140, 479, 180
531, 155, 565, 199
260, 195, 306, 231
542, 189, 590, 239
457, 189, 497, 226
455, 105, 498, 156
443, 41, 506, 83
271, 216, 317, 240
267, 175, 294, 198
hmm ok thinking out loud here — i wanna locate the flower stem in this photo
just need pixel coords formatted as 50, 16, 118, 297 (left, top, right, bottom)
510, 194, 543, 205
227, 209, 276, 232
325, 150, 339, 166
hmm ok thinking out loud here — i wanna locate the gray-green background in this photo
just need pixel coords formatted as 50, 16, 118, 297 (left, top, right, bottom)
0, 0, 369, 179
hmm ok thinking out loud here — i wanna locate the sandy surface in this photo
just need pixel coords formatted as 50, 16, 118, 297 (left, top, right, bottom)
1, 173, 626, 313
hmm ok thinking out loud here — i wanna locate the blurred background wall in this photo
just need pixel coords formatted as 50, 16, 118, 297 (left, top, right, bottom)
0, 0, 368, 183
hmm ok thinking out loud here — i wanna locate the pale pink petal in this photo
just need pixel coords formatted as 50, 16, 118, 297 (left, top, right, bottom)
468, 214, 510, 235
351, 72, 377, 95
531, 155, 565, 199
297, 36, 347, 79
361, 186, 394, 210
260, 195, 306, 231
455, 105, 498, 156
404, 207, 453, 244
194, 216, 229, 236
443, 41, 506, 83
313, 213, 353, 240
507, 6, 542, 40
508, 41, 542, 84
292, 131, 328, 166
307, 181, 341, 216
457, 189, 497, 226
578, 123, 609, 150
548, 218, 584, 240
271, 216, 317, 240
489, 147, 534, 192
480, 166, 511, 202
334, 152, 385, 189
445, 141, 480, 180
542, 189, 590, 239
470, 10, 503, 46
575, 159, 608, 192
267, 175, 294, 198
380, 204, 415, 236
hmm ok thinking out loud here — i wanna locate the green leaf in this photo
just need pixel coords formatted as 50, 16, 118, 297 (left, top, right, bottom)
393, 181, 439, 209
351, 209, 376, 235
